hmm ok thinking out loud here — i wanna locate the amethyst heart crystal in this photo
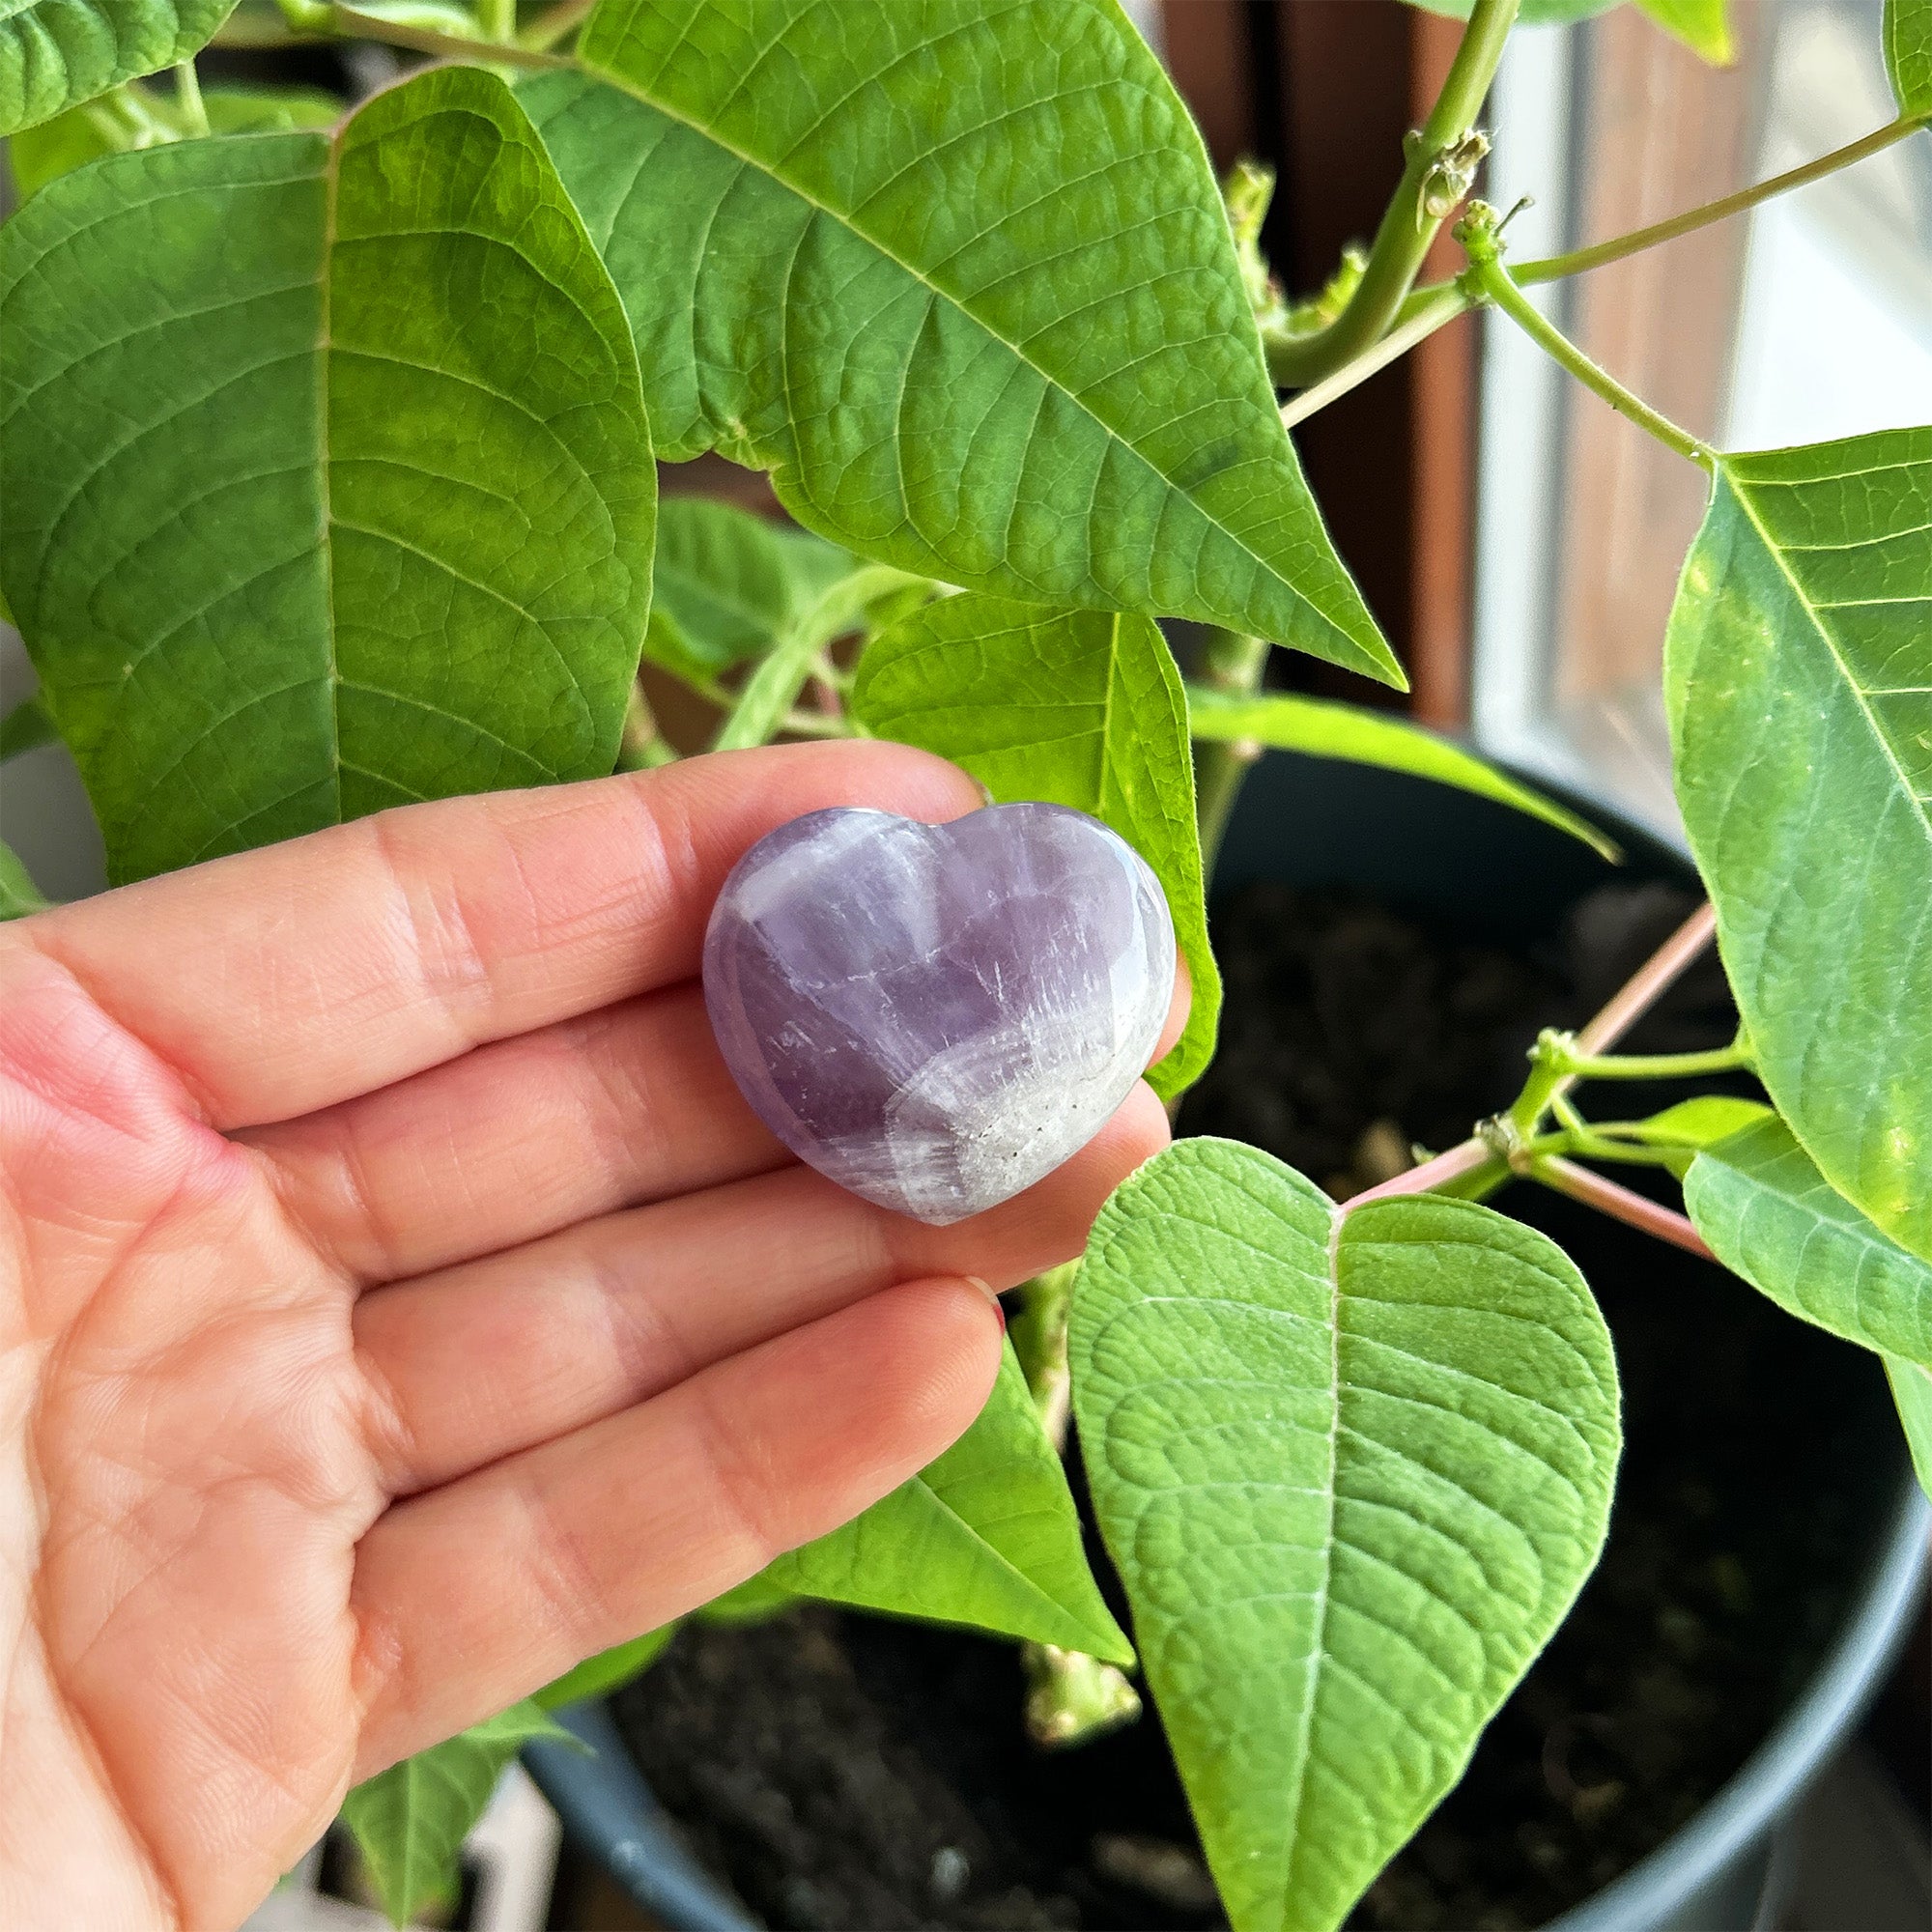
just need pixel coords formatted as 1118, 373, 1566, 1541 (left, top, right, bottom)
702, 804, 1177, 1225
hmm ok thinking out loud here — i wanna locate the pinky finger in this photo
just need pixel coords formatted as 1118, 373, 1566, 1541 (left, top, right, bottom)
345, 1275, 1004, 1776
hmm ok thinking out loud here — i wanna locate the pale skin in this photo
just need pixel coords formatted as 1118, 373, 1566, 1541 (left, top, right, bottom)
0, 740, 1181, 1932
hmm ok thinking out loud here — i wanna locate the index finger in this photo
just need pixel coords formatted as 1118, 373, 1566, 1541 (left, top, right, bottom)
12, 742, 983, 1130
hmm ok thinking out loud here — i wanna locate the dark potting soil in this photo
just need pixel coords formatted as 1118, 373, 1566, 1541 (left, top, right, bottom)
611, 883, 1900, 1931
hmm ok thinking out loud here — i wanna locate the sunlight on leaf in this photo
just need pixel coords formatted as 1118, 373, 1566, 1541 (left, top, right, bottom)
1406, 0, 1732, 63
1886, 0, 1932, 114
1685, 1114, 1932, 1367
0, 65, 654, 884
854, 593, 1218, 1098
1666, 431, 1932, 1262
518, 0, 1397, 678
1073, 1139, 1620, 1932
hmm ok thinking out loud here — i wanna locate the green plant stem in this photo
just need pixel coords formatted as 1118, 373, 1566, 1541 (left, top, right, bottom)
1520, 112, 1928, 287
777, 708, 851, 739
1526, 1156, 1715, 1260
1553, 1041, 1750, 1081
1459, 237, 1713, 469
519, 0, 593, 45
1348, 901, 1719, 1212
1009, 1264, 1077, 1453
1192, 629, 1269, 873
173, 60, 208, 135
477, 0, 514, 44
1268, 0, 1519, 388
1279, 282, 1471, 432
615, 682, 676, 771
330, 4, 562, 64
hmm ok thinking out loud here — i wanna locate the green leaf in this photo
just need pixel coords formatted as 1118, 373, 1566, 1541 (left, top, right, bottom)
534, 1624, 675, 1710
1072, 1139, 1620, 1932
1684, 1114, 1932, 1367
1186, 687, 1619, 862
762, 1342, 1133, 1663
852, 593, 1216, 1098
1406, 0, 1733, 62
1887, 0, 1932, 115
711, 562, 924, 753
0, 0, 236, 135
9, 80, 341, 199
339, 1701, 570, 1928
517, 0, 1398, 681
1624, 1095, 1774, 1148
1884, 1354, 1932, 1499
0, 65, 655, 885
645, 495, 849, 689
0, 839, 50, 919
1, 695, 56, 760
1665, 432, 1932, 1260
1601, 1094, 1775, 1175
1634, 0, 1733, 62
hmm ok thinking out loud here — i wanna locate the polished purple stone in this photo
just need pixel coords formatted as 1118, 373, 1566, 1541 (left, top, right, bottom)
702, 804, 1177, 1225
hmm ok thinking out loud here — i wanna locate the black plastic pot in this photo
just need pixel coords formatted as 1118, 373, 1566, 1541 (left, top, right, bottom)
525, 751, 1930, 1932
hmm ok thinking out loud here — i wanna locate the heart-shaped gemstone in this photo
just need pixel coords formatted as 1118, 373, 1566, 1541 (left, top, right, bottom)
703, 804, 1176, 1225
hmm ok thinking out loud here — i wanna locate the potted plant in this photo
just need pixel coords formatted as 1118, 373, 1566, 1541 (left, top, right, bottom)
0, 1, 1927, 1927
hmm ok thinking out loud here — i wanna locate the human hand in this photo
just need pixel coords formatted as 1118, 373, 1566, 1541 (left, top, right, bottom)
0, 742, 1178, 1931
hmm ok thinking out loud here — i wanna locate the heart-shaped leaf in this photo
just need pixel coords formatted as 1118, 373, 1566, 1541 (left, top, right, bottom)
1665, 432, 1932, 1260
516, 0, 1396, 679
0, 0, 236, 135
0, 64, 655, 884
646, 495, 848, 689
1685, 1114, 1932, 1366
1072, 1139, 1620, 1932
1887, 0, 1932, 115
1185, 686, 1619, 860
854, 594, 1216, 1098
763, 1342, 1132, 1662
340, 1700, 571, 1928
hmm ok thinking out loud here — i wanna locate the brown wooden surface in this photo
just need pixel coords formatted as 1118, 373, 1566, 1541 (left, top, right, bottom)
1407, 6, 1480, 729
1270, 0, 1420, 706
1157, 0, 1256, 171
1553, 7, 1770, 714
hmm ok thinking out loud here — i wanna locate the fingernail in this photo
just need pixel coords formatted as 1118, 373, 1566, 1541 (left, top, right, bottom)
964, 1275, 1006, 1329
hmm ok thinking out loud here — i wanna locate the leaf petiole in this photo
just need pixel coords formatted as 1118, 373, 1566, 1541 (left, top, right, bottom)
1525, 1155, 1715, 1260
173, 61, 209, 136
1456, 205, 1714, 469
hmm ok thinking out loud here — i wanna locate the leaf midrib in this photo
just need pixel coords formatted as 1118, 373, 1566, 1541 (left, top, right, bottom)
908, 1471, 1120, 1653
578, 45, 1366, 664
1728, 463, 1932, 853
1272, 1203, 1345, 1930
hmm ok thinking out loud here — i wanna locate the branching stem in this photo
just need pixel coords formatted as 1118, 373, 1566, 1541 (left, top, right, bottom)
1268, 0, 1519, 387
1519, 112, 1928, 288
1458, 216, 1713, 469
1526, 1157, 1715, 1260
1346, 901, 1720, 1219
1192, 630, 1268, 871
